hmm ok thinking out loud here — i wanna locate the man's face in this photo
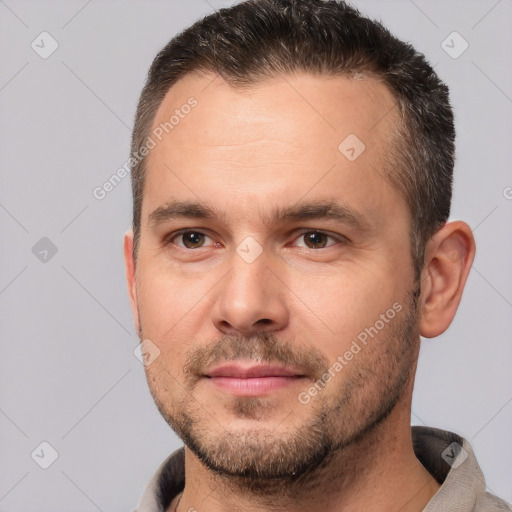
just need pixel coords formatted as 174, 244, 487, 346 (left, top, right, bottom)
128, 71, 421, 480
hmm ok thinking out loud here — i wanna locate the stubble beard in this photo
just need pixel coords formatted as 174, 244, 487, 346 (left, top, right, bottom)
142, 281, 421, 492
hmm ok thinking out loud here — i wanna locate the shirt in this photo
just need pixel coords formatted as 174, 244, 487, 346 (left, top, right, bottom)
134, 426, 511, 511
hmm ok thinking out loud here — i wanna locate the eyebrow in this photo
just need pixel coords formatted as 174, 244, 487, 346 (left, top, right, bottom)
148, 199, 372, 231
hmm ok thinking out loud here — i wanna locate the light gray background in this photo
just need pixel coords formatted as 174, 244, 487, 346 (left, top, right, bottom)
1, 0, 511, 510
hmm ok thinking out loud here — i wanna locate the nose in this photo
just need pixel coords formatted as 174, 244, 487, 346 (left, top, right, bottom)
211, 249, 289, 336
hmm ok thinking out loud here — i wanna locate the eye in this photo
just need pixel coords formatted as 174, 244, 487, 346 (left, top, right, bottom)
293, 231, 341, 249
169, 230, 215, 249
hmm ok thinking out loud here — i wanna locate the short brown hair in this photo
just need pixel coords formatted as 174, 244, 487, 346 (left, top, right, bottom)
130, 0, 454, 279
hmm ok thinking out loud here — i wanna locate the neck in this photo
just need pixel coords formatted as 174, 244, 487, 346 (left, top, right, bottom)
170, 393, 440, 512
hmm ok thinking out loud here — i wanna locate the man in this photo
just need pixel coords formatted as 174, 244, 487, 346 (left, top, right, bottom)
123, 1, 511, 511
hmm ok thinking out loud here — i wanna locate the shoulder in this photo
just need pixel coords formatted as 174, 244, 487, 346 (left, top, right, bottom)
474, 491, 512, 511
411, 426, 511, 512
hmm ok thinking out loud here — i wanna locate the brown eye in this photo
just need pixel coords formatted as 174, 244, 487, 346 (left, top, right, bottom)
292, 231, 343, 250
303, 232, 329, 249
173, 231, 209, 249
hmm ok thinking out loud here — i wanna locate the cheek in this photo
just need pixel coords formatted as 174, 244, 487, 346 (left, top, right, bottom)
135, 262, 224, 370
294, 266, 404, 358
136, 262, 207, 329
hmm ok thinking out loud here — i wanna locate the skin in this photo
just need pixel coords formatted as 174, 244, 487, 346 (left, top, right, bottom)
124, 71, 476, 512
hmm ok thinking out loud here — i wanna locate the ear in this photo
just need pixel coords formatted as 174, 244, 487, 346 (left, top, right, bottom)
123, 229, 140, 335
419, 221, 476, 338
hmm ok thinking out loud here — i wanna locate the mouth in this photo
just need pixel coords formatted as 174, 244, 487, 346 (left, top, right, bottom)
203, 363, 307, 396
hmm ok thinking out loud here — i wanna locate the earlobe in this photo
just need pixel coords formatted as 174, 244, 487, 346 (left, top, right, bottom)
123, 230, 140, 334
419, 221, 476, 338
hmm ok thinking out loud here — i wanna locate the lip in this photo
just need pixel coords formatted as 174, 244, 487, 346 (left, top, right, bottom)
205, 363, 303, 378
204, 363, 306, 396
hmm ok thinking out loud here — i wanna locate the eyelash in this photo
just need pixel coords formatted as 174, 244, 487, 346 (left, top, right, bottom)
165, 229, 347, 250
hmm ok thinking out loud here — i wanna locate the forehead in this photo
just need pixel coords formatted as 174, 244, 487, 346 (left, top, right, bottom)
151, 71, 396, 148
142, 71, 405, 230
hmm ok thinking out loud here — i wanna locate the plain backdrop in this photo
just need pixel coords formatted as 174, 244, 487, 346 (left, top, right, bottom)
1, 0, 511, 510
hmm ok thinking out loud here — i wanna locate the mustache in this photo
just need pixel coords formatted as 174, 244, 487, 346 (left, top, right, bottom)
183, 332, 329, 385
